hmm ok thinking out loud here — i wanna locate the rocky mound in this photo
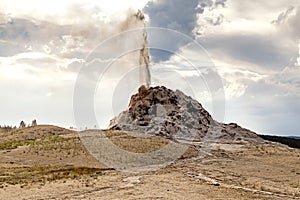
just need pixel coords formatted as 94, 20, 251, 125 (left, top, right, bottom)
109, 86, 264, 144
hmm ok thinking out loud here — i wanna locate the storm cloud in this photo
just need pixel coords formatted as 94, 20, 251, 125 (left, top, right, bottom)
144, 0, 226, 62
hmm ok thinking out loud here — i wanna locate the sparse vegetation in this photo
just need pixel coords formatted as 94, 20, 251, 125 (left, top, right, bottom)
0, 165, 108, 186
0, 125, 299, 199
104, 130, 171, 153
27, 135, 85, 157
0, 125, 111, 188
0, 125, 16, 133
0, 128, 76, 151
0, 139, 35, 150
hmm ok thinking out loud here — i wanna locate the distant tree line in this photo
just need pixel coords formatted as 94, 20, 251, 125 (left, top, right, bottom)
259, 135, 300, 148
0, 125, 17, 132
0, 120, 38, 132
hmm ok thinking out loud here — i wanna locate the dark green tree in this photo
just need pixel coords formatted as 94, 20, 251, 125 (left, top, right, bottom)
31, 120, 37, 126
19, 121, 26, 128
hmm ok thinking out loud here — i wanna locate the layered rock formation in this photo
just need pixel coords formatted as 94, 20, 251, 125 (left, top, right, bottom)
109, 85, 264, 144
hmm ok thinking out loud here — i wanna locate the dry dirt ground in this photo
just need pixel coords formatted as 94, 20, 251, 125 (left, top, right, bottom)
0, 125, 299, 199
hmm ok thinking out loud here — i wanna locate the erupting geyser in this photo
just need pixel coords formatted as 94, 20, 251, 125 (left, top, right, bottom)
135, 10, 151, 88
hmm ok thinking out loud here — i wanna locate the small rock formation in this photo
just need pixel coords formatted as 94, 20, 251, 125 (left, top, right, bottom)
109, 86, 264, 144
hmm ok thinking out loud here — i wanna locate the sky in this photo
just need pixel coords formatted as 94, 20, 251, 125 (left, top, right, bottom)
0, 0, 299, 136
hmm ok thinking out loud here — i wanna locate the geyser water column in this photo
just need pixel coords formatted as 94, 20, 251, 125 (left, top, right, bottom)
136, 10, 151, 88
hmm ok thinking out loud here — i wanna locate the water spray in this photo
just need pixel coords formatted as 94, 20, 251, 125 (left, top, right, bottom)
136, 10, 151, 89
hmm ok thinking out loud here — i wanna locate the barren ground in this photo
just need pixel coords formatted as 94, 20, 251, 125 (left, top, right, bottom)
0, 125, 299, 199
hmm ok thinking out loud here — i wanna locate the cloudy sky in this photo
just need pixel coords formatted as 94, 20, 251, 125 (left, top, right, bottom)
0, 0, 299, 136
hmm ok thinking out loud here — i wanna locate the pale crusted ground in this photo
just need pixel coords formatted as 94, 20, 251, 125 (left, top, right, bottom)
0, 126, 299, 199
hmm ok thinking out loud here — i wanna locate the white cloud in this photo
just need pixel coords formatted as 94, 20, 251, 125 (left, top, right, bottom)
197, 3, 300, 73
271, 6, 295, 25
189, 0, 300, 135
217, 66, 266, 99
0, 0, 149, 24
1, 0, 300, 135
0, 51, 83, 83
224, 82, 247, 99
296, 42, 300, 67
